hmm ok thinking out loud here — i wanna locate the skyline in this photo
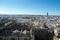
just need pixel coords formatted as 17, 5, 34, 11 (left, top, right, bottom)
0, 0, 60, 15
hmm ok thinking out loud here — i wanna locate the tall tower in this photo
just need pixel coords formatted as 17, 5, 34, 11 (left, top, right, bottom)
47, 12, 48, 17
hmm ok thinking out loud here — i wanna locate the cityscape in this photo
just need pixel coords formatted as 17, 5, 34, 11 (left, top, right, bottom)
0, 0, 60, 40
0, 13, 60, 40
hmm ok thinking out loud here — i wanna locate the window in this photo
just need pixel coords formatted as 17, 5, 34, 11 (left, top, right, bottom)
0, 37, 3, 40
11, 38, 15, 40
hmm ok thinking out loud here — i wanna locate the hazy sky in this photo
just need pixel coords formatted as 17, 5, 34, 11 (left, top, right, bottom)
0, 0, 60, 15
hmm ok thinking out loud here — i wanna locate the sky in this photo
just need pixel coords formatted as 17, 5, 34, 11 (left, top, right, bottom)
0, 0, 60, 15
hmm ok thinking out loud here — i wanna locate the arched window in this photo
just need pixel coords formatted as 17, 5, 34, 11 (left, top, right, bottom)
24, 38, 28, 40
0, 37, 3, 40
11, 38, 15, 40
